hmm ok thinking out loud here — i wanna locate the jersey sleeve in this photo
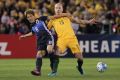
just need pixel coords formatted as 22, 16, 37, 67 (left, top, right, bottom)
47, 20, 53, 30
31, 27, 35, 34
40, 16, 48, 21
47, 33, 54, 45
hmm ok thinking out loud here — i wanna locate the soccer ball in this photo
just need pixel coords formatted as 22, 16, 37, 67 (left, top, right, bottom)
96, 62, 107, 72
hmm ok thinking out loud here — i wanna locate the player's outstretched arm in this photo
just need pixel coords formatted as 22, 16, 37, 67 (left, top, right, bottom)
47, 20, 53, 30
71, 17, 97, 25
49, 13, 71, 20
54, 13, 71, 18
80, 18, 97, 24
19, 32, 33, 40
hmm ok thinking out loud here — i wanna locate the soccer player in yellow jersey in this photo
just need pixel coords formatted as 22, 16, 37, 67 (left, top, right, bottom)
47, 3, 96, 75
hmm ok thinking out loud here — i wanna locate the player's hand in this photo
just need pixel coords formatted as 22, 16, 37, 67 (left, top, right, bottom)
88, 18, 97, 24
19, 35, 25, 40
47, 45, 54, 53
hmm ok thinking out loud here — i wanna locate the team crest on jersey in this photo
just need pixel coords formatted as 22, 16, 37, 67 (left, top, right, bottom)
36, 19, 39, 24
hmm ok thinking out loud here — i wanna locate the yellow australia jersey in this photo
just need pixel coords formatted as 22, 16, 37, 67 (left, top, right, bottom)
48, 17, 76, 39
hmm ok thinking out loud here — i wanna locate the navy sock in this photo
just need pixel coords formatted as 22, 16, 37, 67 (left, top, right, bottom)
49, 53, 59, 73
77, 59, 83, 68
36, 57, 42, 72
49, 54, 54, 70
52, 55, 59, 73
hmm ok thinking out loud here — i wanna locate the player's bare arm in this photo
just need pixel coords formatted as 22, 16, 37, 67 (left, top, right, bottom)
19, 32, 33, 39
70, 15, 97, 25
54, 13, 71, 18
78, 18, 97, 24
48, 13, 71, 20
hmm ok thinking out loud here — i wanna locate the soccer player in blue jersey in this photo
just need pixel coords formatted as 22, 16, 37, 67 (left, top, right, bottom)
19, 9, 67, 76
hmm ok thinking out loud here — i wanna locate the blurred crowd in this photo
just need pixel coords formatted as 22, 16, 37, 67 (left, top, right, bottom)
0, 0, 120, 34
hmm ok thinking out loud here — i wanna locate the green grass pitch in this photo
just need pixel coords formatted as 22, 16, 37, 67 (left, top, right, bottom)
0, 58, 120, 80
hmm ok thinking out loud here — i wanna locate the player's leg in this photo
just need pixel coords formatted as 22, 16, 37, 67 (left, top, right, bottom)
75, 53, 84, 75
47, 45, 56, 74
52, 54, 59, 73
48, 52, 59, 76
31, 50, 45, 76
48, 45, 60, 76
68, 39, 84, 75
48, 39, 66, 76
49, 53, 54, 72
31, 44, 46, 76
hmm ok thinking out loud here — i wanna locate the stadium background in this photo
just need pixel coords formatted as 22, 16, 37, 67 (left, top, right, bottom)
0, 0, 120, 58
0, 0, 120, 80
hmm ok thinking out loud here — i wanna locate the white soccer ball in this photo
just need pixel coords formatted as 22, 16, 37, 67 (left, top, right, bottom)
96, 62, 107, 72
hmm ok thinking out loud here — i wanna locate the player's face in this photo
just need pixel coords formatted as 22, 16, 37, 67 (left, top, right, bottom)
55, 4, 63, 15
26, 14, 35, 23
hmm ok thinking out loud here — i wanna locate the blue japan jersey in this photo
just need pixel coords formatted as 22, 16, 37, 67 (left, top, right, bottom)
32, 20, 47, 37
31, 16, 54, 46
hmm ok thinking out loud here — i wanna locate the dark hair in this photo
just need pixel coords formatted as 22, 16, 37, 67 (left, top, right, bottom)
24, 9, 34, 17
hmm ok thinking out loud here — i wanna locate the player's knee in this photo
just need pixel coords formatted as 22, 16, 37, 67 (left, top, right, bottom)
47, 45, 54, 53
36, 50, 45, 57
36, 53, 42, 58
74, 53, 83, 60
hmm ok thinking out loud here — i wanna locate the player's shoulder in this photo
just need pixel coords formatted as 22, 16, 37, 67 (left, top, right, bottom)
57, 17, 70, 20
48, 19, 54, 23
38, 16, 48, 21
63, 17, 71, 20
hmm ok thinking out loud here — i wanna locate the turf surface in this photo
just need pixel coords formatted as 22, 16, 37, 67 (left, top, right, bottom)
0, 58, 120, 80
